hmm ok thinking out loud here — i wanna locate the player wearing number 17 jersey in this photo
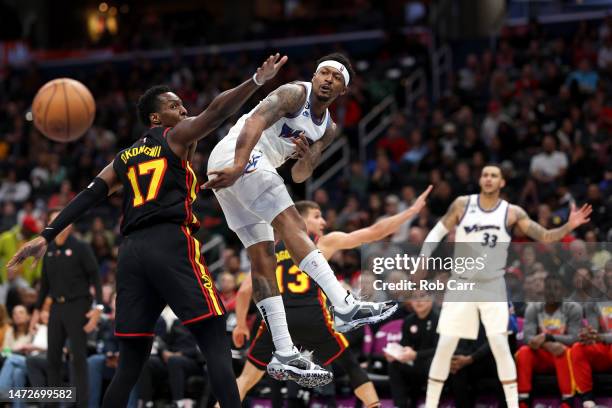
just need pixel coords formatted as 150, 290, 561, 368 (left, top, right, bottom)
7, 54, 288, 408
419, 165, 592, 408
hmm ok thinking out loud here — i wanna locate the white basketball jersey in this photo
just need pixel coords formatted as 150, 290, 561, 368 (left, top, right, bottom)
222, 81, 330, 169
454, 194, 511, 280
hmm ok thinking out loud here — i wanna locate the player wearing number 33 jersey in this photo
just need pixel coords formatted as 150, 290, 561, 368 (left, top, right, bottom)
419, 165, 593, 408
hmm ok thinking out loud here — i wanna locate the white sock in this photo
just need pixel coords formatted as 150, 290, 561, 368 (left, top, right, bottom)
503, 382, 519, 408
425, 379, 444, 408
298, 250, 354, 312
256, 296, 294, 353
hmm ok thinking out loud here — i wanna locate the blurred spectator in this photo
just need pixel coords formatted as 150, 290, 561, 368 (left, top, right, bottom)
1, 305, 32, 353
0, 203, 17, 233
0, 216, 42, 289
565, 59, 599, 95
585, 184, 611, 239
401, 129, 428, 166
217, 272, 237, 312
90, 232, 114, 264
369, 150, 399, 192
516, 274, 582, 408
85, 293, 138, 408
569, 275, 612, 408
386, 293, 438, 408
439, 123, 458, 161
481, 100, 507, 146
599, 35, 612, 73
47, 180, 76, 209
0, 170, 31, 204
83, 217, 115, 249
566, 264, 604, 303
137, 307, 203, 408
0, 305, 9, 347
377, 126, 409, 163
529, 135, 568, 199
0, 309, 47, 405
457, 54, 479, 94
344, 162, 367, 200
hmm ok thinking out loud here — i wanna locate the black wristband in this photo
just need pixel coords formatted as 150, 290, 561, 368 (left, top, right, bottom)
545, 333, 555, 342
41, 177, 109, 242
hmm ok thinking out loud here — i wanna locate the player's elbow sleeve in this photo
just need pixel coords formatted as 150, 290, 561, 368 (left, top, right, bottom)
425, 221, 449, 242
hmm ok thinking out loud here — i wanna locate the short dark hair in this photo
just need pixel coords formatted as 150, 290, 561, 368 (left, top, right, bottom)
137, 85, 172, 126
295, 201, 320, 216
482, 164, 504, 178
573, 262, 593, 277
316, 53, 355, 84
545, 272, 564, 286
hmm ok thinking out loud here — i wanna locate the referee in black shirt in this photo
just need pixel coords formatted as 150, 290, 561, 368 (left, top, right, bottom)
31, 209, 103, 408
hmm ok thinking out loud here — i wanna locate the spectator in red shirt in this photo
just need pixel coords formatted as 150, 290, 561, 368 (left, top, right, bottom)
218, 272, 237, 312
377, 126, 409, 163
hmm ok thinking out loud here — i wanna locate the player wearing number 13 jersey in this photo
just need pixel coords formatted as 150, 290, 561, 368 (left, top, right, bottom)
419, 165, 593, 408
231, 189, 431, 406
7, 54, 289, 408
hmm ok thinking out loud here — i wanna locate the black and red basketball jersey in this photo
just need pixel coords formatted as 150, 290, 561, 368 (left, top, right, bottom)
113, 126, 200, 235
275, 234, 323, 307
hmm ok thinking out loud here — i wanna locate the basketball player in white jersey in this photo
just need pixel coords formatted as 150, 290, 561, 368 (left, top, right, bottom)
204, 53, 396, 386
420, 165, 592, 408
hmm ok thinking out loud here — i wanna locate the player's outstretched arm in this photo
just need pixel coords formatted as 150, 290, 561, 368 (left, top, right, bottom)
291, 121, 339, 183
232, 274, 253, 348
204, 83, 307, 189
317, 186, 433, 259
6, 162, 121, 270
168, 53, 287, 148
419, 195, 468, 258
512, 203, 592, 243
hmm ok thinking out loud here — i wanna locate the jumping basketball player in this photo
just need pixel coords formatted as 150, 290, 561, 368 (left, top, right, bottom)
232, 186, 431, 405
203, 53, 397, 385
8, 54, 287, 407
419, 165, 592, 408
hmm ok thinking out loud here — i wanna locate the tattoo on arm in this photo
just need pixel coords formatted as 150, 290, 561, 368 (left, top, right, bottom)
440, 196, 467, 229
254, 84, 306, 128
291, 121, 337, 183
514, 205, 571, 243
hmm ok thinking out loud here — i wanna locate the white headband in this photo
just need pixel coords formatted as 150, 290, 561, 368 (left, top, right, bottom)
316, 60, 350, 86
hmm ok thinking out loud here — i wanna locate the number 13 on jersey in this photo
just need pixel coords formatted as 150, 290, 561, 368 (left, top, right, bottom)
127, 158, 168, 207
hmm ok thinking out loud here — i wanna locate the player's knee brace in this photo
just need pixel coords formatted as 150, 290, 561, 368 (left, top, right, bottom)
487, 333, 517, 381
334, 351, 369, 389
428, 335, 460, 381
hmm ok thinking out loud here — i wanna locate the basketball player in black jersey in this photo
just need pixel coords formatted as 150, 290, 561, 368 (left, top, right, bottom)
8, 54, 287, 408
230, 186, 432, 407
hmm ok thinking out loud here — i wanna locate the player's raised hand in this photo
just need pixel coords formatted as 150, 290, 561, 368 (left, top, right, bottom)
203, 166, 243, 190
568, 202, 592, 230
254, 53, 288, 85
6, 236, 47, 272
411, 185, 433, 213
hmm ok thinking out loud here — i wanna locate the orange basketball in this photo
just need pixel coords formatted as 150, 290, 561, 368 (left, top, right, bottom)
32, 78, 96, 142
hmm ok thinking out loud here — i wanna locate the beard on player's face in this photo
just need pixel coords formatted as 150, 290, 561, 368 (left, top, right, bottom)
312, 74, 345, 104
